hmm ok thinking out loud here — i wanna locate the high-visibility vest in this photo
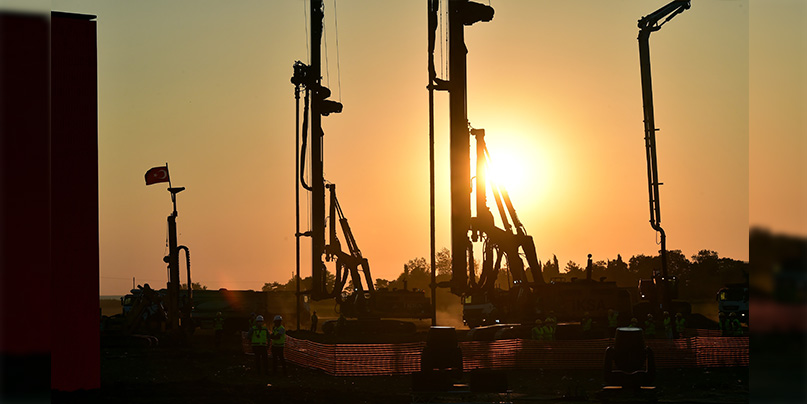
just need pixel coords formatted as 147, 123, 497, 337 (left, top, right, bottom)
250, 326, 269, 346
531, 326, 544, 340
271, 325, 286, 347
663, 317, 672, 332
730, 319, 742, 336
608, 312, 618, 327
214, 316, 224, 331
644, 320, 656, 336
582, 318, 592, 332
675, 317, 686, 333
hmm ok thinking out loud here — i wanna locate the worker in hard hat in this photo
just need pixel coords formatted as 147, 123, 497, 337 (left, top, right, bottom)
674, 312, 686, 339
728, 312, 742, 336
644, 313, 656, 339
270, 314, 287, 375
607, 308, 619, 338
662, 311, 673, 339
531, 319, 545, 340
246, 315, 269, 374
581, 312, 593, 339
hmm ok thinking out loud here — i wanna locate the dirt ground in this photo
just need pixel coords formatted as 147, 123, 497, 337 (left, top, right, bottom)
52, 324, 749, 404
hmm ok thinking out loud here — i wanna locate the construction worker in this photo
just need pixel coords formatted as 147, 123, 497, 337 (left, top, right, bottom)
675, 312, 686, 338
629, 317, 639, 328
247, 315, 269, 374
270, 314, 288, 375
531, 319, 545, 340
718, 312, 728, 337
310, 310, 318, 333
662, 311, 673, 339
214, 312, 224, 348
644, 314, 656, 339
607, 309, 619, 337
728, 312, 743, 336
581, 312, 592, 339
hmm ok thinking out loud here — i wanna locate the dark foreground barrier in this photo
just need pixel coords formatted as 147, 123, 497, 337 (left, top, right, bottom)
284, 330, 748, 376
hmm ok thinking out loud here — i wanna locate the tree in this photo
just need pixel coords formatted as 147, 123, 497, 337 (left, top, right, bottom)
564, 260, 584, 279
603, 254, 636, 286
261, 281, 282, 292
628, 254, 656, 279
543, 255, 560, 280
435, 247, 452, 276
180, 282, 207, 291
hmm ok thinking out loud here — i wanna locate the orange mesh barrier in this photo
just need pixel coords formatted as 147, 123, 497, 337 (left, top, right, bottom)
284, 330, 748, 376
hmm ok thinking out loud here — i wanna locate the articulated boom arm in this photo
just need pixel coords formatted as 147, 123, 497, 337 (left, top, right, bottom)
325, 184, 374, 298
470, 129, 544, 296
637, 0, 690, 312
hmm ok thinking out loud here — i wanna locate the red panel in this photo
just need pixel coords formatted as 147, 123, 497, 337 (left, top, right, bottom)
50, 13, 100, 391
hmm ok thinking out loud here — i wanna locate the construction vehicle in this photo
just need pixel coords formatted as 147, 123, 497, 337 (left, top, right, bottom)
427, 0, 634, 331
716, 283, 749, 324
635, 0, 693, 318
121, 287, 308, 333
293, 1, 431, 329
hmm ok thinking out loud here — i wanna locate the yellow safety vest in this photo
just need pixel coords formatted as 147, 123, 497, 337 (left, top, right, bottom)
271, 325, 286, 347
251, 326, 269, 346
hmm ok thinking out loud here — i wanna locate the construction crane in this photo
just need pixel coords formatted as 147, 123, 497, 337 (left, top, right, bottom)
635, 0, 691, 317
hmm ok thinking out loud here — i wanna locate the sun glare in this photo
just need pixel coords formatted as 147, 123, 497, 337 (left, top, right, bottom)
482, 139, 550, 207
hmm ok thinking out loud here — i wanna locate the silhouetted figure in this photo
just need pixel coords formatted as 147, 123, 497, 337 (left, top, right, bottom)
270, 315, 287, 376
607, 309, 619, 337
531, 319, 545, 340
310, 311, 318, 333
644, 314, 656, 339
718, 312, 728, 337
247, 315, 269, 374
662, 311, 673, 339
674, 312, 686, 338
581, 312, 593, 339
728, 312, 742, 336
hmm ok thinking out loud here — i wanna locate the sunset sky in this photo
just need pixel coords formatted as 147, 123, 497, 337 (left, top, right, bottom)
39, 0, 803, 295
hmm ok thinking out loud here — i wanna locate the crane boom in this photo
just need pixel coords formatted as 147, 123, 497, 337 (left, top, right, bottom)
637, 0, 690, 313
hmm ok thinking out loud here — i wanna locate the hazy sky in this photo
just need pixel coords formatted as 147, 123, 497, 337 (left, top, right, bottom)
40, 0, 803, 295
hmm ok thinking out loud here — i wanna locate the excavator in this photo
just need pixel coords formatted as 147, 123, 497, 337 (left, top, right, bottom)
293, 0, 430, 332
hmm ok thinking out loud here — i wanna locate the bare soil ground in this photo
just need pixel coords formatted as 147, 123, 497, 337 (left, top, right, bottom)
54, 325, 749, 404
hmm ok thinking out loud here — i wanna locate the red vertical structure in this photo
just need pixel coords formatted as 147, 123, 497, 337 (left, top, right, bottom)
0, 10, 99, 397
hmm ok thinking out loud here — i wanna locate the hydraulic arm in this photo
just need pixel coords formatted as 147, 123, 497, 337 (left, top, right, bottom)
637, 0, 690, 311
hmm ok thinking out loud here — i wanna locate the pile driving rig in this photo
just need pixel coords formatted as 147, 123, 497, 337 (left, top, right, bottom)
428, 0, 632, 329
293, 1, 430, 328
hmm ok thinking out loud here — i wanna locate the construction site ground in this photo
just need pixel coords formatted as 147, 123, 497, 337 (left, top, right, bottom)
59, 308, 749, 404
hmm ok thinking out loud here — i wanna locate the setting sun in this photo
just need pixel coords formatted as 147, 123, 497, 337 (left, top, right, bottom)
481, 133, 552, 210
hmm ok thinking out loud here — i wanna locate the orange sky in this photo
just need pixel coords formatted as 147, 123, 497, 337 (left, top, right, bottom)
38, 0, 804, 295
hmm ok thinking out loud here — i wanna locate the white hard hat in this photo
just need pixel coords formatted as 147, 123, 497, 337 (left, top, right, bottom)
255, 315, 264, 322
273, 315, 282, 322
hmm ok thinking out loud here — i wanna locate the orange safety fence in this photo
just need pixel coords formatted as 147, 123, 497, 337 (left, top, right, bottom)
284, 330, 748, 377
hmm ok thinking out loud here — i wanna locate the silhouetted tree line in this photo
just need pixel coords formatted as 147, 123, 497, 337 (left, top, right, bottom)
260, 247, 747, 303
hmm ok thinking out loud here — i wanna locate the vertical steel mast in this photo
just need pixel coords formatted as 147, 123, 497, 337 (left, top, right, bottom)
309, 0, 326, 298
445, 0, 494, 295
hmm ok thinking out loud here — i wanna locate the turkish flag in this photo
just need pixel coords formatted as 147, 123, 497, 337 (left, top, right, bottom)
145, 166, 170, 185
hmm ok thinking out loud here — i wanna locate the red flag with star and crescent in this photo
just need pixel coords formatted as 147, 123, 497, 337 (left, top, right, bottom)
145, 166, 170, 185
